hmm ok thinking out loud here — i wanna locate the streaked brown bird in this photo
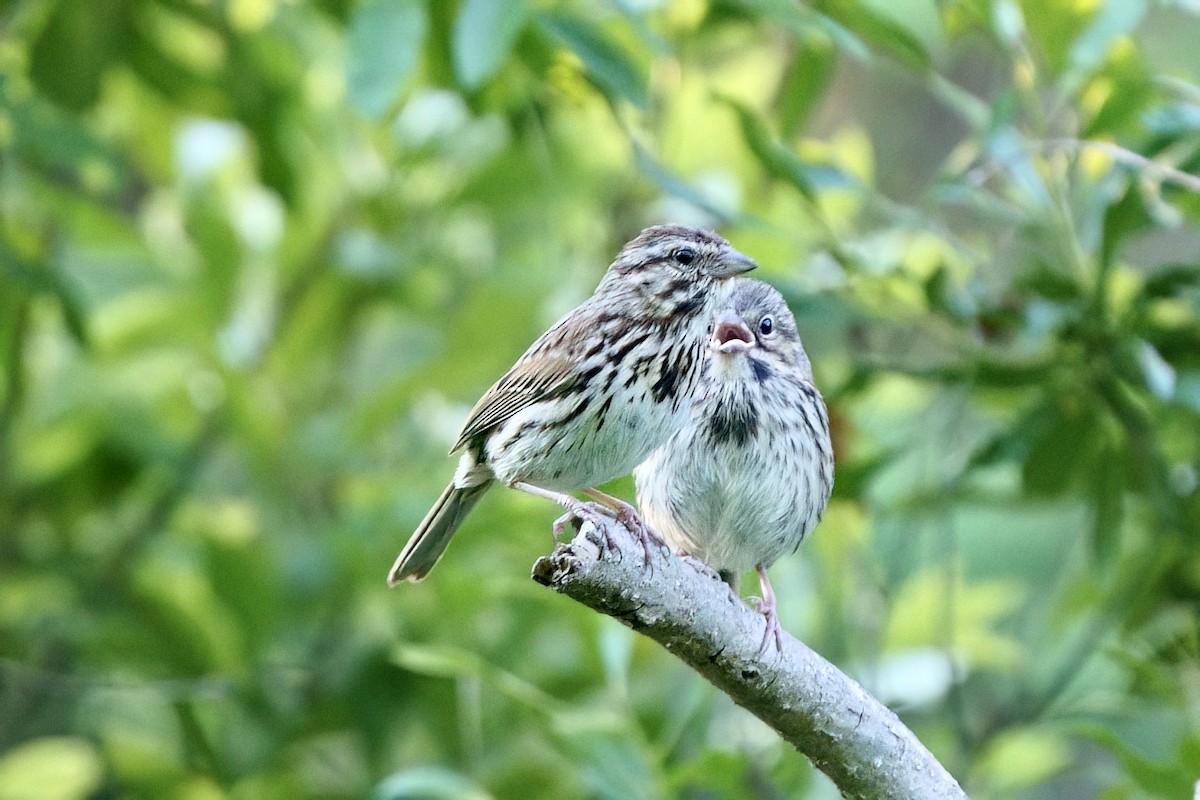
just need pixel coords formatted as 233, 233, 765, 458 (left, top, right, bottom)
634, 278, 833, 651
389, 225, 758, 585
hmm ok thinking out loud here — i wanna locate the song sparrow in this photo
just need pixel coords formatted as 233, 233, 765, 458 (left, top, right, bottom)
634, 278, 833, 651
388, 225, 758, 585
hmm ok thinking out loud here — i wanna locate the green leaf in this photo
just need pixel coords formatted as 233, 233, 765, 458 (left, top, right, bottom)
536, 12, 647, 108
1143, 103, 1200, 137
1137, 266, 1195, 299
1141, 264, 1200, 299
376, 767, 491, 800
0, 738, 104, 800
347, 0, 429, 118
0, 73, 131, 201
1067, 0, 1147, 81
1089, 438, 1125, 564
975, 728, 1070, 792
717, 95, 860, 201
725, 0, 871, 61
29, 0, 133, 111
0, 242, 89, 346
453, 0, 528, 89
826, 1, 932, 71
632, 145, 740, 224
776, 37, 837, 138
1100, 183, 1153, 270
1081, 715, 1197, 798
924, 264, 976, 321
1021, 398, 1099, 496
991, 0, 1026, 49
1018, 263, 1083, 302
1135, 339, 1176, 401
860, 0, 943, 59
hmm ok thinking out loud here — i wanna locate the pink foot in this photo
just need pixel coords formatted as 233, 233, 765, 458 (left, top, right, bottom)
582, 488, 662, 568
515, 482, 619, 551
753, 564, 784, 655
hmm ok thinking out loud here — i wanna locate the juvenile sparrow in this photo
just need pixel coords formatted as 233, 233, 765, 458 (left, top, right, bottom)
634, 278, 833, 651
389, 225, 758, 585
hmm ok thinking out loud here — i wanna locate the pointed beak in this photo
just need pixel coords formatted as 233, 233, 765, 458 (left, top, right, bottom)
707, 245, 758, 278
711, 309, 754, 355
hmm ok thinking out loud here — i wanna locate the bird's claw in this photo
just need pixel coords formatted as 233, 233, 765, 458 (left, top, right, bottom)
551, 511, 580, 542
616, 506, 662, 571
749, 595, 784, 656
569, 503, 622, 553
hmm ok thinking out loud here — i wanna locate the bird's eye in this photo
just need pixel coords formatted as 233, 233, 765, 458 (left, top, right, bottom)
673, 247, 696, 265
758, 315, 774, 336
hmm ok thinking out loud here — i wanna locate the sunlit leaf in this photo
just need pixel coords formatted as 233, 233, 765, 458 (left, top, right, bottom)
1142, 103, 1200, 136
1135, 339, 1177, 400
776, 37, 837, 138
3, 3, 1199, 798
376, 767, 491, 800
991, 0, 1025, 48
0, 738, 104, 800
1067, 0, 1147, 80
717, 95, 861, 201
536, 12, 648, 107
453, 0, 528, 89
975, 728, 1070, 791
725, 0, 871, 61
883, 571, 1025, 670
824, 1, 931, 70
347, 0, 429, 118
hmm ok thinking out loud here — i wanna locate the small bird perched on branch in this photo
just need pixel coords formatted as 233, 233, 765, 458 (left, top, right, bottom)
389, 225, 758, 585
635, 278, 833, 651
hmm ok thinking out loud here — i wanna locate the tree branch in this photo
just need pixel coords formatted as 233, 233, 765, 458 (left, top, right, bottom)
532, 515, 968, 800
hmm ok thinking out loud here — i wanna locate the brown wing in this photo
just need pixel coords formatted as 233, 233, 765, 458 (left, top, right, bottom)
450, 350, 581, 453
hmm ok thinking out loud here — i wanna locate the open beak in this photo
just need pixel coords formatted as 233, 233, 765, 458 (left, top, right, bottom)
711, 309, 754, 355
707, 246, 758, 278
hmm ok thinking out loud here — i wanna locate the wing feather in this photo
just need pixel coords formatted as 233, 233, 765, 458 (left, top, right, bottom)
450, 322, 590, 453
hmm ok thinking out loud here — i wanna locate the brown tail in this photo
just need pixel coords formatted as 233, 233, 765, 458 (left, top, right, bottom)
387, 481, 491, 585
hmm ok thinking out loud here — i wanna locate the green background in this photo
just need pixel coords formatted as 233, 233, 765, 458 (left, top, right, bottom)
1, 0, 1199, 797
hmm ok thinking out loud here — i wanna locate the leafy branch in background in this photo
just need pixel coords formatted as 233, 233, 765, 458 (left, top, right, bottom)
0, 0, 1197, 798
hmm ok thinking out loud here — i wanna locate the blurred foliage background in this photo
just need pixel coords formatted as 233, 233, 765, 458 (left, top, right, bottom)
1, 0, 1199, 797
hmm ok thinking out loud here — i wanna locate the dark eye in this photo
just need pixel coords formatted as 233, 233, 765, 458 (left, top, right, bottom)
758, 315, 774, 336
673, 247, 695, 265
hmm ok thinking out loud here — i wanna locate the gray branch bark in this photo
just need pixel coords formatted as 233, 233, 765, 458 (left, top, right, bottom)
531, 515, 968, 800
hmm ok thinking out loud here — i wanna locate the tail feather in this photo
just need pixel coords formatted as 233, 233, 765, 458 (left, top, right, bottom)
388, 481, 491, 585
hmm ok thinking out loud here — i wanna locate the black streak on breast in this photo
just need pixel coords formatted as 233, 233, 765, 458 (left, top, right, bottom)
651, 353, 681, 402
707, 395, 759, 446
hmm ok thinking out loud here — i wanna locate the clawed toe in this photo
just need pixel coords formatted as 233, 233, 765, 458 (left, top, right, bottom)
755, 602, 784, 656
618, 510, 661, 569
753, 564, 784, 656
577, 505, 622, 551
581, 488, 663, 570
552, 511, 580, 542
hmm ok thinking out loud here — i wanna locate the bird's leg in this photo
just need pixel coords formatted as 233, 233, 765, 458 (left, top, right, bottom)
512, 482, 619, 549
581, 487, 662, 567
753, 564, 784, 655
